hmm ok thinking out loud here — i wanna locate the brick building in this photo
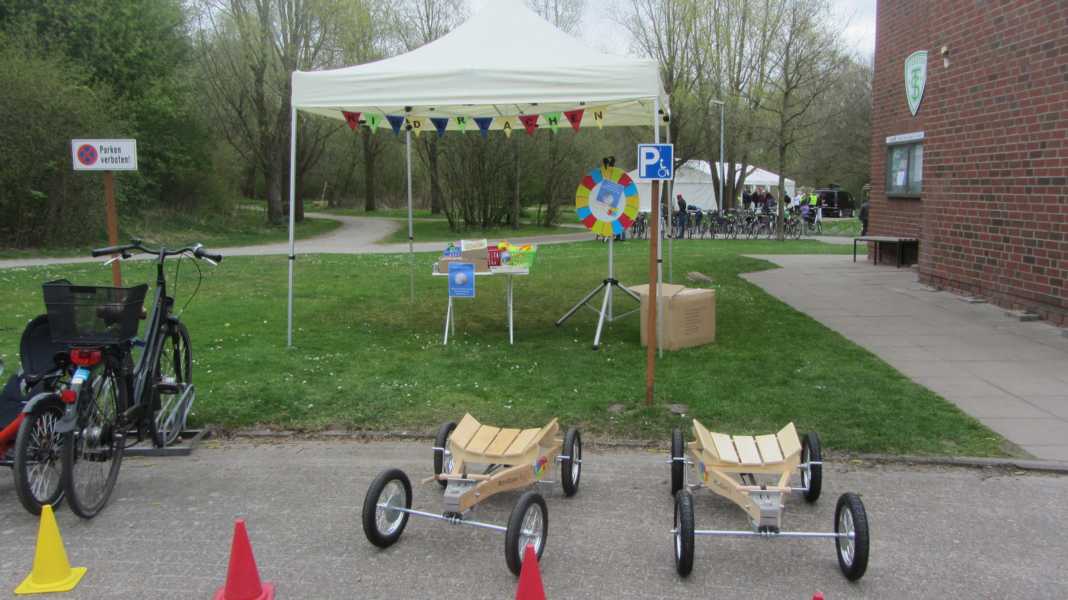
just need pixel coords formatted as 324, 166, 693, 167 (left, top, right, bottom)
870, 1, 1067, 326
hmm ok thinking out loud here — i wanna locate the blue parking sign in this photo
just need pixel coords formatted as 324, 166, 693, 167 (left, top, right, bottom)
637, 144, 674, 181
448, 262, 475, 298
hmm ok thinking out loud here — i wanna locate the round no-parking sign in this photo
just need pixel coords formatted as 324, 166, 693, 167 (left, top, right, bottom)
76, 144, 98, 167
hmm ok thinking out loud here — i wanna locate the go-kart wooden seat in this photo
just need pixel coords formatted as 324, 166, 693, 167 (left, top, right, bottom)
448, 413, 558, 462
692, 419, 802, 467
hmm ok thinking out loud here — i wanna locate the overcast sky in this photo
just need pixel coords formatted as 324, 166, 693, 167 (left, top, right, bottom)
469, 0, 876, 59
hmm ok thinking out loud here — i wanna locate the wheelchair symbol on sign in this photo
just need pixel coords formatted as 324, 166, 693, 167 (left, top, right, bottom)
657, 161, 670, 178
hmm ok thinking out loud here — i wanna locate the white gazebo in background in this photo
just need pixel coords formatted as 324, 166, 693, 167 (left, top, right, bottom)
631, 161, 798, 212
286, 0, 670, 347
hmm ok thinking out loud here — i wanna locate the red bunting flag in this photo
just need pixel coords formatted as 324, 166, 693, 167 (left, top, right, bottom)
564, 109, 584, 131
518, 114, 540, 135
343, 111, 361, 131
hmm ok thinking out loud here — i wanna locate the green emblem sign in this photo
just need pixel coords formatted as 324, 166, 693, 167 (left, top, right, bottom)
905, 50, 928, 117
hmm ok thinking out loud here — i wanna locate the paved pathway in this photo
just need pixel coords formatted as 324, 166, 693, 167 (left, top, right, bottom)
0, 213, 595, 270
743, 255, 1068, 460
1, 440, 1065, 599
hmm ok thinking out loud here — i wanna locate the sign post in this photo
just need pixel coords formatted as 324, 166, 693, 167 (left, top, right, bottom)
72, 139, 138, 286
637, 143, 674, 406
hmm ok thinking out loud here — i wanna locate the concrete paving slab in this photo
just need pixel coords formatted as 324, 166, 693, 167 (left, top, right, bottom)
1019, 395, 1068, 420
743, 255, 1068, 460
1, 440, 1066, 600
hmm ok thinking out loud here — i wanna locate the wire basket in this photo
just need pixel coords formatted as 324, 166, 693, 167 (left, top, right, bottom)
42, 281, 148, 346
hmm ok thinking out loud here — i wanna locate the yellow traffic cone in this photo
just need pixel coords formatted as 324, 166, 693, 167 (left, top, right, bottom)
14, 505, 87, 595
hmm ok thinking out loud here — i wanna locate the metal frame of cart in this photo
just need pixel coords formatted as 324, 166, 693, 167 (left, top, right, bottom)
669, 419, 871, 581
361, 414, 582, 575
434, 265, 529, 345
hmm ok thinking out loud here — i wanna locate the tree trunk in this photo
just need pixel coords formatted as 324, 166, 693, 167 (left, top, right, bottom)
429, 137, 442, 215
363, 133, 376, 212
265, 155, 284, 225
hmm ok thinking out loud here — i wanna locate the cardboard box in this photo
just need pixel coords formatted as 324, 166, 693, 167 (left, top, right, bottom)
437, 256, 488, 273
630, 283, 716, 351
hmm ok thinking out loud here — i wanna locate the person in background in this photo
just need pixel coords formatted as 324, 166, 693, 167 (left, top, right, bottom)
765, 190, 776, 213
742, 188, 752, 212
675, 193, 687, 238
859, 198, 870, 236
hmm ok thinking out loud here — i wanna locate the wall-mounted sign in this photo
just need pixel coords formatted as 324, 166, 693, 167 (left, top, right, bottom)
886, 131, 925, 145
71, 139, 138, 171
905, 51, 928, 117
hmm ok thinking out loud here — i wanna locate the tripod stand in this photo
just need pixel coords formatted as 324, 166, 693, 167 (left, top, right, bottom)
556, 236, 640, 349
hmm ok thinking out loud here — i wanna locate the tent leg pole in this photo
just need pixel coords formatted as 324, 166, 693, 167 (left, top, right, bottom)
407, 128, 415, 304
287, 106, 297, 348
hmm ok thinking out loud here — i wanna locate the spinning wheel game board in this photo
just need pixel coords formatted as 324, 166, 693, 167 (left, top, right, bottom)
575, 166, 640, 237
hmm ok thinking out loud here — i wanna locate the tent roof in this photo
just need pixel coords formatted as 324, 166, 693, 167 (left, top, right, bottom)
291, 0, 667, 129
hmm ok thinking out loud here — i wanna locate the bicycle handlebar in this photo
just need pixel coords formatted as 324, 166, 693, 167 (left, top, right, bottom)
90, 240, 223, 264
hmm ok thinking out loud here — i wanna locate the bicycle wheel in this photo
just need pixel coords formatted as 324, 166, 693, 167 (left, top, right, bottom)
62, 363, 126, 519
151, 321, 193, 447
13, 399, 66, 515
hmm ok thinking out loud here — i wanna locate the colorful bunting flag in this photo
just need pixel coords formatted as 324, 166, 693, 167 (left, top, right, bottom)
564, 109, 584, 131
407, 117, 426, 137
366, 113, 382, 134
386, 115, 406, 135
343, 111, 361, 131
474, 117, 494, 139
591, 107, 606, 129
430, 117, 450, 137
455, 116, 468, 133
518, 114, 540, 135
544, 112, 562, 133
496, 116, 517, 138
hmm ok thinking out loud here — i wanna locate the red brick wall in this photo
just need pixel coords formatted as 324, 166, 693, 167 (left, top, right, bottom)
871, 0, 1068, 326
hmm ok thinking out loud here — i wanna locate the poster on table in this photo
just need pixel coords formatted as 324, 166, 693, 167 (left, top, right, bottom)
448, 262, 476, 298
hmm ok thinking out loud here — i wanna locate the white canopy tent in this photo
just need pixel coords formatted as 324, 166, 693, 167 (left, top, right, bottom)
631, 161, 797, 212
287, 0, 670, 347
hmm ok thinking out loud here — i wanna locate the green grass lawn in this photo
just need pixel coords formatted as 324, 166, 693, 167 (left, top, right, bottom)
387, 221, 575, 244
0, 208, 341, 259
0, 239, 1003, 456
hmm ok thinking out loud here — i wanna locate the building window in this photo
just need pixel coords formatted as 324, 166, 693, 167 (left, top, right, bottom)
887, 142, 922, 196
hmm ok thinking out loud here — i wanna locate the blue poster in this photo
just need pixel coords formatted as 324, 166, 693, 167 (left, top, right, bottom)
448, 262, 475, 298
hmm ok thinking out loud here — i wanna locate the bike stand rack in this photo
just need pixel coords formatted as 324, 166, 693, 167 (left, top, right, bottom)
124, 428, 211, 458
555, 236, 640, 349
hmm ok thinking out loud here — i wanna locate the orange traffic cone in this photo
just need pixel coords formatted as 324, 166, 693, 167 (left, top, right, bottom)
213, 519, 274, 600
515, 544, 545, 600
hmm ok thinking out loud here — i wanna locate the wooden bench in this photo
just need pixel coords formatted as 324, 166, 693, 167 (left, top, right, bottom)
853, 235, 919, 268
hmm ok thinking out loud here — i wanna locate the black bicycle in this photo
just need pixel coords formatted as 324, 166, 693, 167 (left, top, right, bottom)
43, 240, 221, 518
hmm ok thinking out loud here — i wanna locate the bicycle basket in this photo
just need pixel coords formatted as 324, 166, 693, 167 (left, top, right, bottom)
42, 281, 148, 346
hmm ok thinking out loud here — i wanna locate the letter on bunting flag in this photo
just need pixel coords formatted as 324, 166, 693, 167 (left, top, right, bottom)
343, 111, 361, 131
496, 116, 517, 138
430, 117, 450, 137
455, 116, 468, 133
386, 115, 406, 135
564, 109, 584, 131
544, 112, 562, 133
474, 117, 494, 139
518, 114, 540, 135
407, 117, 426, 137
591, 107, 606, 128
366, 113, 382, 134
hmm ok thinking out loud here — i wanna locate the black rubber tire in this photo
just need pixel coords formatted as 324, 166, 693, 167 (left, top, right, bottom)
504, 491, 548, 576
835, 493, 870, 581
561, 428, 582, 497
62, 365, 126, 519
670, 428, 685, 496
674, 489, 695, 576
801, 432, 823, 502
13, 399, 66, 515
151, 320, 192, 448
362, 468, 412, 548
433, 421, 457, 489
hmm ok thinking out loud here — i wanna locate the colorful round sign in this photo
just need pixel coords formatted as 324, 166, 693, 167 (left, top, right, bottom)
575, 166, 639, 237
76, 144, 98, 166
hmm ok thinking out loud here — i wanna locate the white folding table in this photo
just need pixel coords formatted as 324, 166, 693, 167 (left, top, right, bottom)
434, 264, 529, 345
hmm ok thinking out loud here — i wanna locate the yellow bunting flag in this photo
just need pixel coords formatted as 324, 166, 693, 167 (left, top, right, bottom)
407, 117, 426, 137
591, 107, 606, 129
496, 116, 517, 138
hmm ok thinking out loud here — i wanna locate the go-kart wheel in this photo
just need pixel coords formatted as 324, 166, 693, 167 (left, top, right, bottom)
670, 428, 685, 496
433, 421, 457, 489
834, 492, 870, 581
505, 491, 548, 576
362, 468, 412, 548
674, 489, 695, 576
13, 400, 67, 515
561, 428, 582, 497
801, 432, 823, 502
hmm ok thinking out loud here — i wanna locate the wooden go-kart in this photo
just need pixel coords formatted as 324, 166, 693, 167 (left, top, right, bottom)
670, 420, 870, 581
362, 414, 582, 575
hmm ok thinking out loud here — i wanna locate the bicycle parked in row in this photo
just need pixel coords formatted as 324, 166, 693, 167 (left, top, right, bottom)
27, 239, 221, 518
